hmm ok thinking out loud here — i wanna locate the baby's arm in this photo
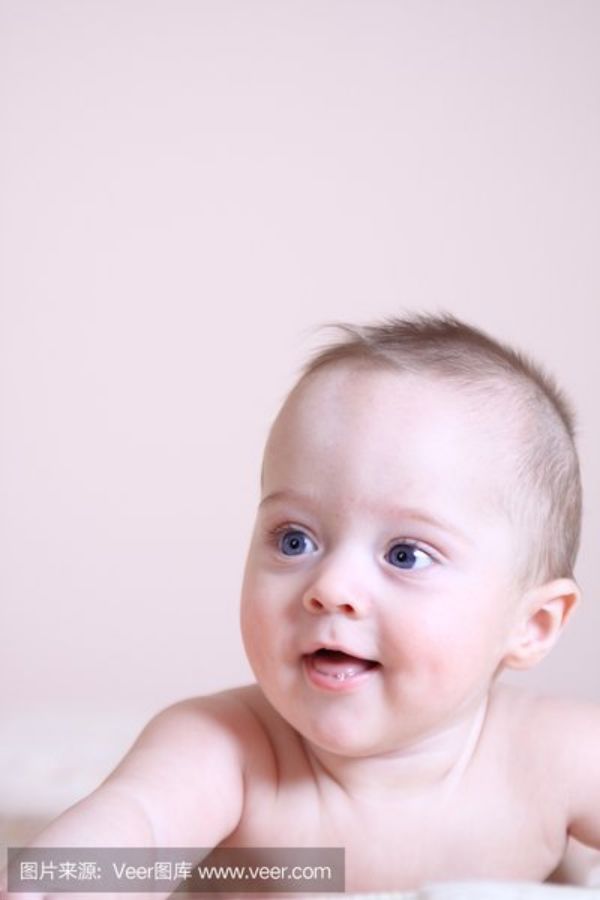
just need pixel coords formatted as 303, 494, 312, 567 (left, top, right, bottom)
1, 692, 247, 898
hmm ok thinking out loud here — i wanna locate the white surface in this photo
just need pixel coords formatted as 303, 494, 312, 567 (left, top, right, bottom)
339, 883, 600, 898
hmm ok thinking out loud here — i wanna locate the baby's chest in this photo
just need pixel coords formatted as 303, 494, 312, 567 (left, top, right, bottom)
222, 773, 565, 891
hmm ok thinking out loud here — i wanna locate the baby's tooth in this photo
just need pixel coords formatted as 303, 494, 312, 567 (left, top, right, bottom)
335, 671, 353, 680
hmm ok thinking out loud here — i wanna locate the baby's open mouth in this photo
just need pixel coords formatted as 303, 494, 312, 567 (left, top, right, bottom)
304, 648, 381, 681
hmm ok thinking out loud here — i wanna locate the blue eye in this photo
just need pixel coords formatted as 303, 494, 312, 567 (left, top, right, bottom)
386, 542, 433, 570
277, 529, 316, 556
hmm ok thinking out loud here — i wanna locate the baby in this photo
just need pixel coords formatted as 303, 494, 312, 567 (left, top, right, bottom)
3, 312, 600, 897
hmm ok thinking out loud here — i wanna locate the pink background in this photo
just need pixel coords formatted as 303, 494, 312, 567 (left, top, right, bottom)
1, 0, 599, 822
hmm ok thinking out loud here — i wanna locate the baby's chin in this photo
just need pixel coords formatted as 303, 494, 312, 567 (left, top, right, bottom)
255, 683, 394, 758
295, 718, 421, 762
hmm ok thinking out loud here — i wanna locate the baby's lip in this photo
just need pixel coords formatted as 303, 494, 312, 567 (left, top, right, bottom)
302, 640, 381, 666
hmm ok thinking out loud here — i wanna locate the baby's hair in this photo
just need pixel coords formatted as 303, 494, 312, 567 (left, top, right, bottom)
296, 312, 582, 591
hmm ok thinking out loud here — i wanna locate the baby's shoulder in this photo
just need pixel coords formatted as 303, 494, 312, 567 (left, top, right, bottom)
157, 684, 303, 766
508, 686, 600, 852
487, 682, 600, 789
144, 684, 282, 756
489, 681, 600, 738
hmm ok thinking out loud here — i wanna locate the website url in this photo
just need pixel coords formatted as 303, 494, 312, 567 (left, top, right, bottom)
195, 864, 333, 883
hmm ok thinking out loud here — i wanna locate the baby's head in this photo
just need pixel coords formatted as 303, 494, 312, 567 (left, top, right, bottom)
240, 313, 582, 754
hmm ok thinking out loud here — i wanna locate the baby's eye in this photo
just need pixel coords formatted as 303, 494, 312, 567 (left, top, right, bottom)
386, 542, 433, 570
275, 529, 317, 557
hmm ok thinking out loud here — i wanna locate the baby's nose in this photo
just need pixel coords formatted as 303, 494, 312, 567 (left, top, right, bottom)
302, 584, 369, 618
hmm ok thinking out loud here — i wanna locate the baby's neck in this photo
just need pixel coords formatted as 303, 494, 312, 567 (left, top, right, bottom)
300, 694, 490, 804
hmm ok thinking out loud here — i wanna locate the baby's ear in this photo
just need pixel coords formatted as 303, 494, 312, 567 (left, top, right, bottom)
502, 577, 580, 670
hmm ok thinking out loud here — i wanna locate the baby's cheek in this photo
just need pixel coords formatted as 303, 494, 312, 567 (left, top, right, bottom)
240, 592, 267, 656
240, 584, 282, 662
396, 615, 493, 681
240, 616, 273, 689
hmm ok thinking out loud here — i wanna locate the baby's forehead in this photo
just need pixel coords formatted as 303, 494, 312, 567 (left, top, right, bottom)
266, 364, 523, 494
287, 363, 518, 437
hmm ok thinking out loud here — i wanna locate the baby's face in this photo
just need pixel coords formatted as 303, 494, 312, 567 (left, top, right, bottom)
240, 365, 524, 756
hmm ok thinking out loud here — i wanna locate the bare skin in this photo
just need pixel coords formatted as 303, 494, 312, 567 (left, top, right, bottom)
216, 681, 598, 890
3, 366, 600, 897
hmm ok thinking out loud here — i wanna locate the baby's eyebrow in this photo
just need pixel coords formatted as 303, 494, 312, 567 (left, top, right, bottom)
259, 489, 315, 509
259, 490, 471, 546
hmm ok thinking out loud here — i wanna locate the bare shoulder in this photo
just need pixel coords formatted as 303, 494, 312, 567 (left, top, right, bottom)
489, 682, 600, 851
480, 683, 598, 795
506, 685, 600, 764
535, 691, 600, 850
102, 685, 274, 846
486, 681, 600, 746
110, 686, 266, 771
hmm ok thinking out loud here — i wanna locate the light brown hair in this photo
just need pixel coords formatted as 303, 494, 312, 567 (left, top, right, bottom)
295, 312, 582, 590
